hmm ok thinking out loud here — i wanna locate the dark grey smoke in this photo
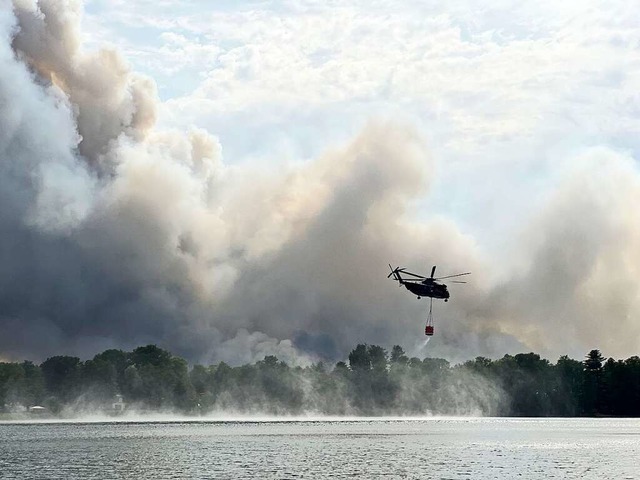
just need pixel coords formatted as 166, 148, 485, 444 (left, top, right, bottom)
1, 1, 639, 364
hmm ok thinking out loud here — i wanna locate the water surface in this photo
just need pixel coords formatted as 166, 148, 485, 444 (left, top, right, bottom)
1, 418, 638, 479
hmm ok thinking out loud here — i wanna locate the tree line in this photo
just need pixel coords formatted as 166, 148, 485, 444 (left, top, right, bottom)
1, 345, 639, 416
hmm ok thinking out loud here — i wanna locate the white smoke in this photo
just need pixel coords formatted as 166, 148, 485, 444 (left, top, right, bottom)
0, 0, 639, 365
481, 149, 640, 358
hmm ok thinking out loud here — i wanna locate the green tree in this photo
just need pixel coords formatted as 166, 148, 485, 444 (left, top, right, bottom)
80, 358, 118, 405
623, 356, 640, 416
348, 344, 371, 372
390, 346, 409, 365
0, 363, 25, 409
582, 349, 605, 415
93, 349, 128, 391
190, 365, 211, 396
40, 356, 82, 404
554, 355, 583, 416
20, 361, 45, 406
130, 345, 172, 367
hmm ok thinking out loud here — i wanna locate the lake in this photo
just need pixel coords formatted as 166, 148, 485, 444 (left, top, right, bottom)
0, 418, 638, 479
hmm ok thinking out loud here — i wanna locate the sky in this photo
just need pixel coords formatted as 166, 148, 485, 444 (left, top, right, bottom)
1, 0, 639, 365
81, 0, 640, 251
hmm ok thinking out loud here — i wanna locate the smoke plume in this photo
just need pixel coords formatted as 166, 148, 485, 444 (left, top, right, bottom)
1, 1, 639, 364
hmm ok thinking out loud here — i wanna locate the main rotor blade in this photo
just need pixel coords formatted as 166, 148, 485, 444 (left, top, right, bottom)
399, 271, 426, 279
449, 281, 467, 284
430, 265, 436, 278
387, 264, 395, 278
435, 272, 471, 280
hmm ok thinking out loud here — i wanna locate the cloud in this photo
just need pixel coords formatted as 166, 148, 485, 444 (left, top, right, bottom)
146, 0, 638, 144
134, 0, 640, 254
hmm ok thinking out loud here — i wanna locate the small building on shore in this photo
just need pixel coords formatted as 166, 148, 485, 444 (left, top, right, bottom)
27, 405, 48, 415
112, 394, 126, 413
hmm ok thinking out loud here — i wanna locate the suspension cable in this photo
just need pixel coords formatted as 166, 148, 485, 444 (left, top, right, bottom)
427, 297, 434, 327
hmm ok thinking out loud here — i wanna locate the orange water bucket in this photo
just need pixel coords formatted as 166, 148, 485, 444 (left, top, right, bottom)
425, 325, 434, 336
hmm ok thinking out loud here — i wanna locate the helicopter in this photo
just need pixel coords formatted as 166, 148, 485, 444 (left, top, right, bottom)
387, 264, 470, 301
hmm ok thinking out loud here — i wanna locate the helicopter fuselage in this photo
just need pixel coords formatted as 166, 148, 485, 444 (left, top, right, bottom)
388, 264, 468, 302
402, 280, 449, 301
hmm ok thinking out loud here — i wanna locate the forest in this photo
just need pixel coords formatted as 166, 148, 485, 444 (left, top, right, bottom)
1, 345, 639, 417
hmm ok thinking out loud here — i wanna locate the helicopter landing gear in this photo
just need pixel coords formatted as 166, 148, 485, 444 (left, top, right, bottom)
444, 298, 448, 302
417, 296, 421, 299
